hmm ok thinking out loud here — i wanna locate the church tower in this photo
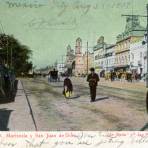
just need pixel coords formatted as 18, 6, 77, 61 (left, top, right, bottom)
75, 37, 84, 76
75, 37, 82, 54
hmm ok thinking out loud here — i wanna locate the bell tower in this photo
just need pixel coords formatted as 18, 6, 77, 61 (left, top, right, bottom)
75, 37, 82, 54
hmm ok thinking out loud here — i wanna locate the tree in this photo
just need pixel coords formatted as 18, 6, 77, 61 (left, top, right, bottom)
0, 34, 32, 75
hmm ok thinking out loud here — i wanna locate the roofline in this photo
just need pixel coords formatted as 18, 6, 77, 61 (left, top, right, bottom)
106, 44, 116, 49
116, 35, 143, 43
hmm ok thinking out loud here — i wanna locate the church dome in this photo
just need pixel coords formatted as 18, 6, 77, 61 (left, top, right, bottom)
76, 37, 82, 42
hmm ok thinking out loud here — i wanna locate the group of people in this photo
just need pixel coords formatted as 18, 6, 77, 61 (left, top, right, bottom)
63, 67, 100, 102
104, 71, 142, 82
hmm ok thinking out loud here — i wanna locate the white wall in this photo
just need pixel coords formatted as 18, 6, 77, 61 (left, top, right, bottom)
57, 63, 65, 73
130, 41, 147, 75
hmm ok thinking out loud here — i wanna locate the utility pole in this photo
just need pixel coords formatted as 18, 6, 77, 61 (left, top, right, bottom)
87, 41, 89, 75
10, 47, 12, 68
0, 21, 9, 67
61, 54, 66, 72
6, 35, 9, 67
76, 43, 93, 75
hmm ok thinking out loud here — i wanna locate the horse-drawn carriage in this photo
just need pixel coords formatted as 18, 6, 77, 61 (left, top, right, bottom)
48, 69, 59, 82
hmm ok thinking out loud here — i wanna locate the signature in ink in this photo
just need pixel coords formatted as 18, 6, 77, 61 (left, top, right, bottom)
27, 17, 77, 30
51, 0, 132, 16
71, 132, 96, 140
95, 137, 124, 148
131, 135, 148, 144
5, 1, 45, 8
77, 140, 92, 145
53, 141, 73, 148
0, 139, 17, 147
25, 139, 48, 148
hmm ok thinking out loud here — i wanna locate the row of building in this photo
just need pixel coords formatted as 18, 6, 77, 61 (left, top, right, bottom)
57, 16, 147, 77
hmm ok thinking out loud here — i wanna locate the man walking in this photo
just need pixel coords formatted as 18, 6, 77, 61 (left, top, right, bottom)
87, 68, 100, 102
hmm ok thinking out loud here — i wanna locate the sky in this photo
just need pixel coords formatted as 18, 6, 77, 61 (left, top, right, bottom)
0, 0, 148, 68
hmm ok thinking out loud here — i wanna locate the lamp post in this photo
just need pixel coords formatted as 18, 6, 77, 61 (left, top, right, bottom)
87, 41, 89, 75
61, 54, 66, 73
4, 35, 9, 67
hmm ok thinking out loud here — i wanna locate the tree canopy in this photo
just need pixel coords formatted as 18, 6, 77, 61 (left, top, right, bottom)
0, 34, 32, 75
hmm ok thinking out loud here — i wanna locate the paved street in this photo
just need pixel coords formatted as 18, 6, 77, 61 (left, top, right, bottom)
0, 77, 148, 131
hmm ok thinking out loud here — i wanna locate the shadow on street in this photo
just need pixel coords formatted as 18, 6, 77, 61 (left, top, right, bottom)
95, 96, 109, 102
67, 95, 80, 99
0, 80, 18, 104
0, 108, 13, 131
140, 122, 148, 131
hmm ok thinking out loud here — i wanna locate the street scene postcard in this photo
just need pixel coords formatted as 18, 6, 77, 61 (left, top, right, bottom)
1, 0, 148, 147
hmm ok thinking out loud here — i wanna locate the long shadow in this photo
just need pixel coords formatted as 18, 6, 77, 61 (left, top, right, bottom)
95, 96, 109, 102
66, 95, 80, 99
140, 123, 148, 131
0, 80, 18, 104
0, 108, 13, 131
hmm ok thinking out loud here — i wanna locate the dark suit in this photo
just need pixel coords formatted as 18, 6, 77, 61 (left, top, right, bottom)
87, 73, 99, 102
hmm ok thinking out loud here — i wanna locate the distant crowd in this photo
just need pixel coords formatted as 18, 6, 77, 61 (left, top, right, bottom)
104, 71, 142, 82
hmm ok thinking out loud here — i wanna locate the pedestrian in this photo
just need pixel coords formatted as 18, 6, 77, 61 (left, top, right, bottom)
110, 71, 114, 82
63, 74, 73, 98
87, 67, 100, 102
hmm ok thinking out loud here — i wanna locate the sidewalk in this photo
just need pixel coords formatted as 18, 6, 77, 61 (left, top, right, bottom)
0, 80, 35, 131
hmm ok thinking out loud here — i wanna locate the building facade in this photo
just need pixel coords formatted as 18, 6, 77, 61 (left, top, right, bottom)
130, 40, 147, 76
115, 16, 145, 72
93, 36, 107, 74
57, 63, 65, 73
105, 44, 116, 72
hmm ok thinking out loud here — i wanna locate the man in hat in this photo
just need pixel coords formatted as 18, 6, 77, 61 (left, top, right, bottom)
87, 67, 100, 102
